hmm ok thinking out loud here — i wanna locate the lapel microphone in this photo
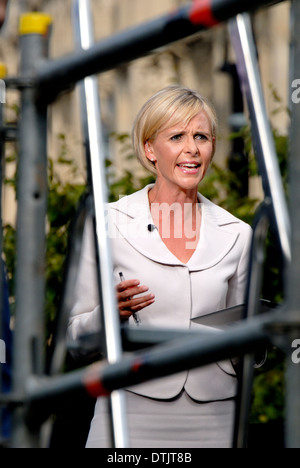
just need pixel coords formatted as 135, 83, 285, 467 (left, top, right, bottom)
147, 224, 156, 232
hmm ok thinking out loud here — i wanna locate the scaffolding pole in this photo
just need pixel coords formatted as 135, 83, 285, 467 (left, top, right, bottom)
25, 311, 274, 422
11, 13, 52, 448
71, 0, 129, 448
33, 0, 284, 106
280, 0, 300, 448
228, 12, 291, 447
229, 13, 291, 268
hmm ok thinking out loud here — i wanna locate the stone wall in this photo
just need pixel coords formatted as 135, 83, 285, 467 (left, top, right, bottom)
0, 0, 291, 224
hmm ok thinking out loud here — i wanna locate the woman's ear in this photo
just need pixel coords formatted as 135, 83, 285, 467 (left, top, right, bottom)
144, 141, 156, 163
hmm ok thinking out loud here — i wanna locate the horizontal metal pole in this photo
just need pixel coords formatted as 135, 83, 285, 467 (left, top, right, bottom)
0, 125, 18, 141
24, 310, 281, 428
67, 324, 220, 356
34, 0, 284, 104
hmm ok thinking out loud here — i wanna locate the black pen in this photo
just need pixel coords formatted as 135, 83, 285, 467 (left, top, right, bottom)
119, 272, 141, 325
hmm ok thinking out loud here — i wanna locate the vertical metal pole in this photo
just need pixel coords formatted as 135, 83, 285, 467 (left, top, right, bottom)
233, 202, 271, 448
72, 0, 129, 448
284, 0, 300, 448
228, 12, 292, 447
11, 13, 52, 448
229, 13, 291, 269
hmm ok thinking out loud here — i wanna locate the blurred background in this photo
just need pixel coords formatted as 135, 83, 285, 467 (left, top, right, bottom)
0, 0, 290, 225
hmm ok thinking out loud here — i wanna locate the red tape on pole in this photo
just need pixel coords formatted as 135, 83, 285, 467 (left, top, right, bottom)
83, 365, 110, 398
189, 0, 219, 27
84, 377, 110, 398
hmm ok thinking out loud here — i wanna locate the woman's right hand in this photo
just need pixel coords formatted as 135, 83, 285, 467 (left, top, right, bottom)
116, 278, 155, 321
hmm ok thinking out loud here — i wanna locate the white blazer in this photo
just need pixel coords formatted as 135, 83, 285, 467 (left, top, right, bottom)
67, 184, 253, 401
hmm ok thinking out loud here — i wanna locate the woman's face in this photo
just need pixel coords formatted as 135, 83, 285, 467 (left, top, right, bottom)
145, 111, 214, 193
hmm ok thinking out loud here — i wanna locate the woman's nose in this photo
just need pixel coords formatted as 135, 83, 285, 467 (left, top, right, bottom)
184, 137, 199, 155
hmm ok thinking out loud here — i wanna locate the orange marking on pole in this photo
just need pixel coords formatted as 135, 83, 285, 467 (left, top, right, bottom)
189, 0, 219, 27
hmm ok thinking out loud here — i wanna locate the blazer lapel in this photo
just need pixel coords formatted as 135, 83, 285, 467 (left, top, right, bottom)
111, 186, 181, 265
109, 186, 240, 270
187, 199, 239, 271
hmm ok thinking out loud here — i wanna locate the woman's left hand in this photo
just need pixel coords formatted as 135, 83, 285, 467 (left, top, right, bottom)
116, 278, 155, 321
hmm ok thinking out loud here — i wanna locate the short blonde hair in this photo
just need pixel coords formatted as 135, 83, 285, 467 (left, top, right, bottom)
132, 85, 218, 175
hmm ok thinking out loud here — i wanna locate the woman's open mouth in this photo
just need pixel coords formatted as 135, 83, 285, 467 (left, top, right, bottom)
176, 162, 201, 174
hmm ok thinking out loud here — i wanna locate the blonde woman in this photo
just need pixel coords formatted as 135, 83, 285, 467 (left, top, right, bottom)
68, 86, 252, 448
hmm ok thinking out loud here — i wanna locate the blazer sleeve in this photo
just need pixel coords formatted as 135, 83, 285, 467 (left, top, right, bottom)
226, 222, 253, 308
66, 216, 101, 350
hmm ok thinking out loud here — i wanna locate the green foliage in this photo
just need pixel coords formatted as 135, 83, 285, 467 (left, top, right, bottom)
2, 223, 16, 303
107, 133, 155, 201
249, 123, 288, 426
46, 146, 86, 330
199, 161, 258, 225
226, 93, 289, 427
250, 347, 286, 424
3, 134, 86, 337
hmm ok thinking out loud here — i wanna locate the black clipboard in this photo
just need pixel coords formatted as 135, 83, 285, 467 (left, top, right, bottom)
191, 299, 277, 329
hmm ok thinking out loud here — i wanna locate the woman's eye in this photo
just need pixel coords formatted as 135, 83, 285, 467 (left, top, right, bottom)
195, 133, 207, 140
170, 134, 182, 141
170, 133, 209, 141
